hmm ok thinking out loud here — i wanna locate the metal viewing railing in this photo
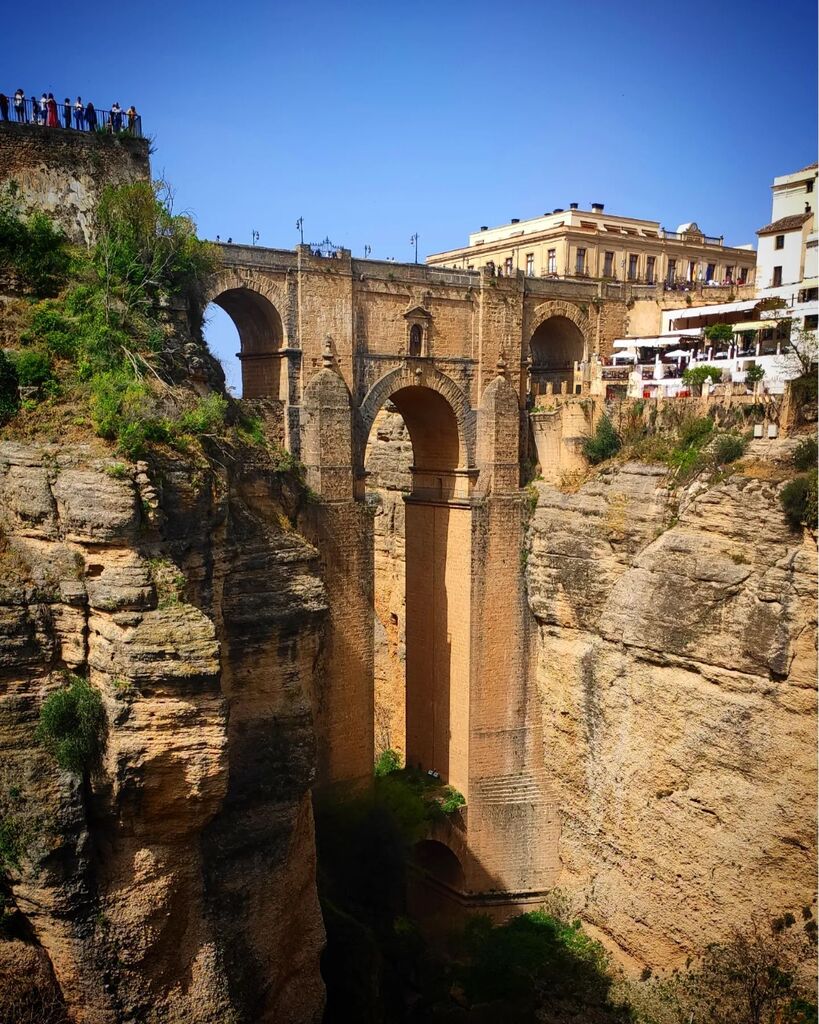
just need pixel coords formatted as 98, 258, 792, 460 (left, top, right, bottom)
2, 95, 143, 138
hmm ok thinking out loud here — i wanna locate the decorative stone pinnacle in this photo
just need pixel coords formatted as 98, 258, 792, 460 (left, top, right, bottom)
496, 351, 507, 377
322, 339, 334, 368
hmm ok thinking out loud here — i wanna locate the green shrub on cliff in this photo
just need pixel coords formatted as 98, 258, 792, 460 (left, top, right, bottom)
710, 433, 745, 467
9, 349, 58, 396
0, 182, 71, 297
460, 911, 620, 1014
0, 351, 19, 423
583, 415, 621, 464
792, 436, 818, 472
3, 180, 231, 460
781, 471, 818, 530
374, 748, 401, 777
35, 675, 106, 775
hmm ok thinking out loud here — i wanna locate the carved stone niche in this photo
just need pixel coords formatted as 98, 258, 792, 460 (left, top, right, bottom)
404, 305, 432, 358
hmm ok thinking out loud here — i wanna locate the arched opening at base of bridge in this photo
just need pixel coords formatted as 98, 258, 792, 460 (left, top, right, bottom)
363, 383, 471, 799
530, 315, 586, 397
407, 840, 468, 929
203, 287, 286, 399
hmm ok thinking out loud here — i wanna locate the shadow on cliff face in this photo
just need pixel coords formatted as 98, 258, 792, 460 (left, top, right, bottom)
313, 773, 632, 1024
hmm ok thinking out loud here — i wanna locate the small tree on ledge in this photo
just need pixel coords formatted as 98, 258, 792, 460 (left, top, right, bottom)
703, 323, 735, 345
682, 364, 723, 395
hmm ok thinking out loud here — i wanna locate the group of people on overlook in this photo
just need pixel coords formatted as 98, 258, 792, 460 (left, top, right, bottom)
0, 90, 139, 133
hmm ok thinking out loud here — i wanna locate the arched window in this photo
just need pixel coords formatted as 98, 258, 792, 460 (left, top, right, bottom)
409, 323, 423, 357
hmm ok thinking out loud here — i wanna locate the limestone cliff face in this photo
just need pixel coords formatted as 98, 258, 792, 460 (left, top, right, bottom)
0, 440, 327, 1023
526, 444, 817, 969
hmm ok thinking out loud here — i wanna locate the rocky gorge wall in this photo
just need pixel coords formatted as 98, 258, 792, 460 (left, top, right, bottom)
365, 404, 412, 761
526, 441, 817, 969
0, 439, 327, 1023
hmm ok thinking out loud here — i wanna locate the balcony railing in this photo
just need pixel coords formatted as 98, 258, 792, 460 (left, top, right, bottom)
2, 96, 143, 138
660, 229, 724, 246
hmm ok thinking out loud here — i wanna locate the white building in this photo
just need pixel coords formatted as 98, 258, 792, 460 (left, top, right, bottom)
607, 163, 818, 397
754, 163, 818, 331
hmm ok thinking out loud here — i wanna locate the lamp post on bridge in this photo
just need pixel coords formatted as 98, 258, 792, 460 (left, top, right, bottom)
410, 232, 419, 264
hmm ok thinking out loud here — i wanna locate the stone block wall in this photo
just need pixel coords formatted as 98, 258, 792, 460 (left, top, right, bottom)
0, 122, 151, 244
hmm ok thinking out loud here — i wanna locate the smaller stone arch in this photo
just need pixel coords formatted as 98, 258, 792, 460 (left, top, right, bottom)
205, 268, 292, 399
413, 839, 466, 893
528, 300, 590, 397
529, 298, 590, 343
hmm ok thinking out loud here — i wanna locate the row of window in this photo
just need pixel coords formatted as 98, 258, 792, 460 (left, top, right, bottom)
477, 250, 749, 284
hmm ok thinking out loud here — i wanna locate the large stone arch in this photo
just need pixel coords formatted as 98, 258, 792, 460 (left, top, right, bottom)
204, 268, 292, 399
356, 364, 476, 482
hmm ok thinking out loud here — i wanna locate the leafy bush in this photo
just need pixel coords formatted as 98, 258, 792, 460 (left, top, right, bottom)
0, 183, 71, 296
10, 349, 57, 394
745, 363, 766, 385
374, 748, 401, 777
781, 471, 818, 530
678, 416, 714, 449
178, 394, 228, 435
460, 911, 620, 1013
0, 351, 19, 423
682, 364, 723, 393
35, 675, 106, 774
703, 323, 734, 343
711, 433, 745, 466
583, 414, 621, 465
792, 436, 818, 472
94, 180, 218, 306
440, 785, 465, 814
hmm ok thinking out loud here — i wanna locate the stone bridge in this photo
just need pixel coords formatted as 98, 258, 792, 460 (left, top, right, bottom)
208, 243, 630, 911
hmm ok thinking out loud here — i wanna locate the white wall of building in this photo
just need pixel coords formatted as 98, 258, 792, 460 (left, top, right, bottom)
771, 165, 818, 220
757, 226, 806, 291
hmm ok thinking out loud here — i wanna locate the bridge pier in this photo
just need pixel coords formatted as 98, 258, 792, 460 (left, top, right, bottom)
205, 247, 603, 911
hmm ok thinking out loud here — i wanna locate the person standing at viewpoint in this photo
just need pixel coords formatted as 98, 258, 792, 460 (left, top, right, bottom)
85, 101, 97, 131
46, 93, 59, 127
0, 95, 9, 122
74, 96, 84, 130
63, 97, 71, 129
14, 89, 25, 122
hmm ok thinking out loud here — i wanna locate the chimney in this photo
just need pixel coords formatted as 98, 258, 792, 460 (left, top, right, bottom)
591, 202, 604, 213
569, 202, 579, 210
511, 218, 520, 224
480, 225, 488, 231
553, 208, 564, 214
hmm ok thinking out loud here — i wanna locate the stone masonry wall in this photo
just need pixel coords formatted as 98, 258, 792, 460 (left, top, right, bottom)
0, 123, 151, 244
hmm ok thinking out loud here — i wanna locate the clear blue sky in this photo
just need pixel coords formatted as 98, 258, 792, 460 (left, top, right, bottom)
4, 0, 817, 391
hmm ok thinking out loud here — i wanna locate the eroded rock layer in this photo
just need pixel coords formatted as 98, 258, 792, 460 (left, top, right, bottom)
0, 441, 327, 1023
526, 448, 817, 969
